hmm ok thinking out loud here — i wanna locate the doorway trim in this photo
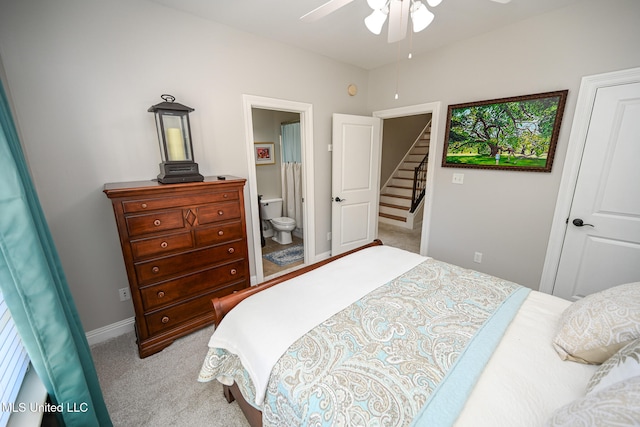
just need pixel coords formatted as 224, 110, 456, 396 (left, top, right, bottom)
242, 94, 315, 285
373, 101, 442, 256
540, 66, 640, 294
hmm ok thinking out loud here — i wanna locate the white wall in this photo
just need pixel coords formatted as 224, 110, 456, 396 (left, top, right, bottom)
368, 0, 640, 289
252, 109, 282, 200
252, 109, 300, 200
0, 0, 369, 331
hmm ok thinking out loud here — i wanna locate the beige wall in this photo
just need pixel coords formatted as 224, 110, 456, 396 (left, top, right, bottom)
252, 109, 299, 201
368, 0, 640, 288
0, 0, 369, 331
380, 114, 431, 187
1, 0, 639, 333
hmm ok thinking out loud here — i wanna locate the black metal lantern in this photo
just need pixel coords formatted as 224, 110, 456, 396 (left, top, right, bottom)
148, 94, 204, 184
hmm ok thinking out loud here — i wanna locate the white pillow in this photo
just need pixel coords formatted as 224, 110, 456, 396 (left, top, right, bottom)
586, 338, 640, 395
546, 376, 640, 426
553, 282, 640, 364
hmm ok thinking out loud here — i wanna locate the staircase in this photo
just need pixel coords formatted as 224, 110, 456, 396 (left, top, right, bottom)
379, 122, 431, 229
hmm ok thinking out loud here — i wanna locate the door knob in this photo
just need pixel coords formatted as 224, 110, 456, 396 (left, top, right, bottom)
334, 196, 346, 202
572, 218, 594, 227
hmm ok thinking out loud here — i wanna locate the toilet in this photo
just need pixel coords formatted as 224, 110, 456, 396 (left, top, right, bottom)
259, 198, 296, 245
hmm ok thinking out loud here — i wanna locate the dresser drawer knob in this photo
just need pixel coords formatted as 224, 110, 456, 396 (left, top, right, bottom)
152, 266, 160, 274
230, 268, 237, 275
141, 203, 148, 209
218, 210, 224, 216
161, 316, 170, 324
153, 219, 161, 226
227, 247, 235, 254
218, 230, 224, 236
160, 241, 168, 248
157, 291, 165, 298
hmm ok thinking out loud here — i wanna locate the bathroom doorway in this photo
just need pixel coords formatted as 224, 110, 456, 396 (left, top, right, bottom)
253, 109, 304, 277
242, 95, 315, 284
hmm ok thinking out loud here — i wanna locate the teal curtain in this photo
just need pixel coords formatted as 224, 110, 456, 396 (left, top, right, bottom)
281, 121, 301, 163
0, 83, 112, 425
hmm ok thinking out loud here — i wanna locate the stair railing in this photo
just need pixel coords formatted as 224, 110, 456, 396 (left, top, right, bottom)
410, 152, 428, 213
408, 120, 431, 213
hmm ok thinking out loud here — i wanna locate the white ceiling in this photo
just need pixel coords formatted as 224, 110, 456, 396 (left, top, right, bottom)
149, 0, 584, 70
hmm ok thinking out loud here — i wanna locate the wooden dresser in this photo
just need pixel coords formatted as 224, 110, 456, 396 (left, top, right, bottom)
104, 176, 250, 358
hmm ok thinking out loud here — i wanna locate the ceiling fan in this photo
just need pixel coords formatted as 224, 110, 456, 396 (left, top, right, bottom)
300, 0, 512, 43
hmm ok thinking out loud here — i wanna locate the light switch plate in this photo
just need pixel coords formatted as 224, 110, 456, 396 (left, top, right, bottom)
452, 173, 464, 184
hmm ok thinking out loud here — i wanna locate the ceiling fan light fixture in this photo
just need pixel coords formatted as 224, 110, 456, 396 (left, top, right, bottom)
426, 0, 442, 7
365, 8, 388, 35
410, 1, 434, 33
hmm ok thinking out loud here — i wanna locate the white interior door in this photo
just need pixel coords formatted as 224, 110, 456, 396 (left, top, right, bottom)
331, 113, 382, 255
553, 81, 640, 300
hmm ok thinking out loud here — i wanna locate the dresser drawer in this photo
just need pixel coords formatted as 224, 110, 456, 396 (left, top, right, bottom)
130, 231, 194, 260
135, 241, 247, 285
197, 201, 241, 225
122, 191, 239, 214
126, 210, 185, 237
139, 260, 248, 311
195, 221, 244, 247
144, 281, 247, 335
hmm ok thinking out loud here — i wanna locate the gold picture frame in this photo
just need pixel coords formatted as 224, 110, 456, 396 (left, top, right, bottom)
254, 142, 275, 165
442, 90, 568, 172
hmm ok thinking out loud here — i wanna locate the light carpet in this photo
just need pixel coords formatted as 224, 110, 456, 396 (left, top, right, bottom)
91, 326, 249, 427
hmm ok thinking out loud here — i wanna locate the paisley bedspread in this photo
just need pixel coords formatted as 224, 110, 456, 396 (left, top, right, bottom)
200, 257, 530, 426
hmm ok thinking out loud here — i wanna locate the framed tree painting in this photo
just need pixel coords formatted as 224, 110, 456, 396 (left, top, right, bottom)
442, 90, 568, 172
254, 142, 275, 165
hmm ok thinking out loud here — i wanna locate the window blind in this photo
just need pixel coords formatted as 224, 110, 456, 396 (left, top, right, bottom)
0, 291, 30, 427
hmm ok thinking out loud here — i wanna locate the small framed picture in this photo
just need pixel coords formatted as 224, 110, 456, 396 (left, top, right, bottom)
254, 142, 275, 165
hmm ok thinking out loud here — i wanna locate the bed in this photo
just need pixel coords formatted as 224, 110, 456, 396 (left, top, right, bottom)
198, 240, 640, 426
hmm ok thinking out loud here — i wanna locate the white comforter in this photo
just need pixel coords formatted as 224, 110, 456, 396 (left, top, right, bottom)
206, 245, 426, 406
456, 291, 597, 426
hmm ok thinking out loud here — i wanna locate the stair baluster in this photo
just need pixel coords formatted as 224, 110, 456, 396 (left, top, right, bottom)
410, 153, 428, 213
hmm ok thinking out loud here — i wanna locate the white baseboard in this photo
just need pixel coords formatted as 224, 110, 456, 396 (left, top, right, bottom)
85, 316, 135, 346
315, 250, 331, 262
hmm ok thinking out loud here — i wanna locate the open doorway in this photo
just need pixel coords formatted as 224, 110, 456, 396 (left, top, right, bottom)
242, 95, 315, 285
377, 114, 432, 254
252, 109, 304, 277
373, 102, 442, 257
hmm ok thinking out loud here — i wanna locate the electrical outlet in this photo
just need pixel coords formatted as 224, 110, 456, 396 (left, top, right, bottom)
473, 252, 483, 263
452, 173, 464, 185
118, 287, 131, 301
327, 231, 332, 241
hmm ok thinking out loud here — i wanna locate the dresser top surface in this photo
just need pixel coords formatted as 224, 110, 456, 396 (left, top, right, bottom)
103, 175, 246, 198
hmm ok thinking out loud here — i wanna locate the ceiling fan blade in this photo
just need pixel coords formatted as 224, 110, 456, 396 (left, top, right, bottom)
300, 0, 356, 22
387, 0, 410, 43
489, 0, 512, 3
